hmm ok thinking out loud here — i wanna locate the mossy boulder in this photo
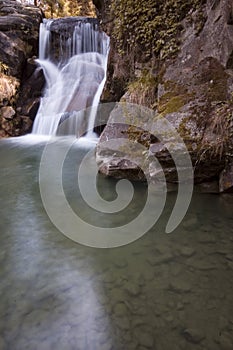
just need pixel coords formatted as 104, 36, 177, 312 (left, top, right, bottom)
97, 0, 233, 191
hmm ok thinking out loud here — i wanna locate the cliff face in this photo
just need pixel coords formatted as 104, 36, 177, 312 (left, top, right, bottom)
0, 0, 43, 137
96, 0, 233, 192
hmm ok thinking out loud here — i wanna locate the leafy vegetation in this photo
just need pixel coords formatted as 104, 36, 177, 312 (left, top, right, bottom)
18, 0, 96, 18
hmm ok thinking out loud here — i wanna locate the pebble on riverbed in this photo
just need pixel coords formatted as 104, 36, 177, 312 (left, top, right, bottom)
181, 328, 206, 344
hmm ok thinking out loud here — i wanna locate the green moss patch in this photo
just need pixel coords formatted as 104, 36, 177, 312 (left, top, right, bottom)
126, 70, 157, 108
111, 0, 207, 60
158, 95, 187, 115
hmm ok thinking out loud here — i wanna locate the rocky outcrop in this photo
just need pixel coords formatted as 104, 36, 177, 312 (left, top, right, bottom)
0, 0, 43, 137
96, 0, 233, 192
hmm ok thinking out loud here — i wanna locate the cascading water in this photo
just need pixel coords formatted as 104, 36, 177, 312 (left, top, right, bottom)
32, 17, 110, 136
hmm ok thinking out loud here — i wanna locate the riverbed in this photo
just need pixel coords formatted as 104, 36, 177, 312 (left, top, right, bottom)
0, 136, 233, 350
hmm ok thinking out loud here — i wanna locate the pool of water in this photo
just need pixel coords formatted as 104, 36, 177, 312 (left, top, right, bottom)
0, 136, 233, 350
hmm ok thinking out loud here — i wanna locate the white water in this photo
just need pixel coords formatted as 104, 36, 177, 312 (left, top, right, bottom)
32, 18, 110, 136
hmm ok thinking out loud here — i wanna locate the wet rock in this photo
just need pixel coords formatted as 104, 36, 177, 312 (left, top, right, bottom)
121, 331, 132, 343
216, 332, 233, 350
178, 246, 196, 258
219, 163, 233, 193
113, 259, 128, 268
16, 64, 45, 122
182, 216, 199, 229
28, 100, 40, 120
96, 124, 146, 181
136, 331, 154, 348
189, 258, 217, 271
21, 116, 33, 133
124, 282, 141, 296
137, 274, 145, 287
143, 269, 155, 281
226, 253, 233, 261
169, 280, 191, 293
219, 316, 229, 331
114, 274, 129, 287
170, 264, 182, 277
101, 272, 115, 283
198, 233, 216, 243
132, 319, 149, 331
195, 181, 220, 193
109, 286, 126, 300
133, 306, 147, 316
181, 328, 205, 344
176, 302, 184, 311
164, 314, 174, 323
114, 315, 130, 330
206, 299, 218, 310
146, 252, 174, 266
214, 247, 231, 256
125, 340, 139, 350
113, 302, 128, 316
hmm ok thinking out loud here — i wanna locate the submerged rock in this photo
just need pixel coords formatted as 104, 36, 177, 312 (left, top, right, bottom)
181, 328, 206, 344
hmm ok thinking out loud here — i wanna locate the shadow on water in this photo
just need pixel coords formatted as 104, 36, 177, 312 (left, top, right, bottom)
0, 136, 233, 350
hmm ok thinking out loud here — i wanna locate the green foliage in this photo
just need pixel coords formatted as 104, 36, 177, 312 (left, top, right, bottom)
111, 0, 206, 59
18, 0, 96, 18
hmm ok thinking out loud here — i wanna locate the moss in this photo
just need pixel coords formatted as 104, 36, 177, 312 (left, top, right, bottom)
126, 70, 157, 108
158, 80, 194, 115
123, 126, 153, 149
194, 10, 207, 34
159, 95, 187, 115
110, 0, 207, 60
163, 80, 187, 94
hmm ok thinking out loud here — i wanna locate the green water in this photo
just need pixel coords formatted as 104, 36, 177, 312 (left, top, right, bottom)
0, 136, 233, 350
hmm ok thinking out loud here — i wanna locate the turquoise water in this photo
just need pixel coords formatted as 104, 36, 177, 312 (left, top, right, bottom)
0, 136, 233, 350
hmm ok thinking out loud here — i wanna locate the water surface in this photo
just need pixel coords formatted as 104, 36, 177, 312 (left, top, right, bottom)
0, 136, 233, 350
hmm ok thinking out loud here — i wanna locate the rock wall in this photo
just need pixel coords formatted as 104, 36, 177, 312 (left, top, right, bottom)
96, 0, 233, 192
0, 0, 43, 137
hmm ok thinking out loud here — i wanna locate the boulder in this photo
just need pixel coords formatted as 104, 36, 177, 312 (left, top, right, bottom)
0, 0, 43, 137
96, 0, 233, 189
0, 105, 15, 119
0, 0, 42, 78
0, 73, 19, 104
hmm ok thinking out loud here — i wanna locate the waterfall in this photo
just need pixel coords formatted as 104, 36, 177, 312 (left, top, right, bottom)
32, 17, 110, 136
